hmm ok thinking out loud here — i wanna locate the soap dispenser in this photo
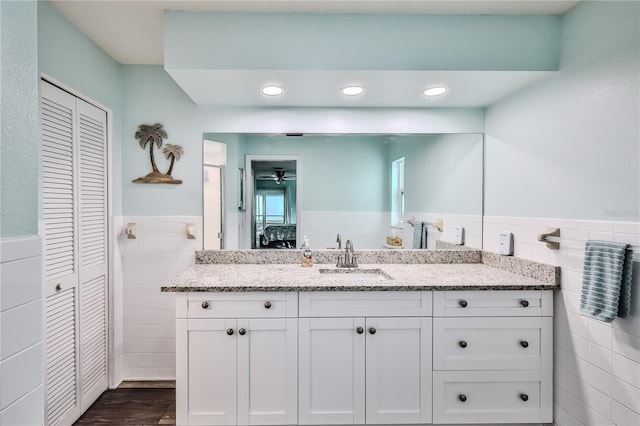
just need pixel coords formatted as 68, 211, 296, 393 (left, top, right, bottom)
301, 236, 313, 267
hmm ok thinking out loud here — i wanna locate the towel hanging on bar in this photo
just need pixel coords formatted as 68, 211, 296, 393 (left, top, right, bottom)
580, 240, 633, 322
412, 221, 428, 249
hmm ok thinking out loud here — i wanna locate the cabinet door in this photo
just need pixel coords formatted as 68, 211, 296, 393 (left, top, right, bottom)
237, 318, 298, 425
365, 317, 432, 424
299, 317, 365, 425
177, 318, 237, 425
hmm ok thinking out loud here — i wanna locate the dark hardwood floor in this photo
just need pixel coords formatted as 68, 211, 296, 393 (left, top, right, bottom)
74, 382, 175, 425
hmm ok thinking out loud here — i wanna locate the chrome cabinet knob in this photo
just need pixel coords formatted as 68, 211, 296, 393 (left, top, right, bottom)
520, 393, 529, 402
520, 300, 530, 308
458, 394, 467, 402
226, 328, 234, 336
55, 283, 62, 291
201, 301, 209, 309
238, 328, 246, 336
459, 300, 468, 308
264, 301, 272, 309
459, 340, 468, 348
356, 327, 364, 334
369, 327, 377, 335
520, 340, 529, 348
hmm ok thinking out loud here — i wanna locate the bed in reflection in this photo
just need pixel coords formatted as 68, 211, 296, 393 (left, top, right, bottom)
259, 225, 297, 249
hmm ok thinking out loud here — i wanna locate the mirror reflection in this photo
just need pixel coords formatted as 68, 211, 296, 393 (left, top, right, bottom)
203, 133, 483, 250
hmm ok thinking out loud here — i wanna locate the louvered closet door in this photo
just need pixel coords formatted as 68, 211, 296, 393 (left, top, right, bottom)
42, 81, 81, 426
76, 98, 109, 410
41, 81, 109, 425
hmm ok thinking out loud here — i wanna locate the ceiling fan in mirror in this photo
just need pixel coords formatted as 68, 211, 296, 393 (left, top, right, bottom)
256, 168, 296, 184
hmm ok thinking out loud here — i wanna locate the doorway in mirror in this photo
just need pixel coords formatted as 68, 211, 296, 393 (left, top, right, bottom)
247, 156, 301, 249
203, 140, 226, 249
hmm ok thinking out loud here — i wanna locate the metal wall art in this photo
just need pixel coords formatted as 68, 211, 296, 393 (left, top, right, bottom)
132, 123, 183, 184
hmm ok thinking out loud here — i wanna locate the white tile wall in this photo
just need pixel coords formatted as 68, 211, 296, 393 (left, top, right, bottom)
396, 212, 483, 250
0, 237, 44, 424
484, 216, 640, 426
120, 216, 201, 380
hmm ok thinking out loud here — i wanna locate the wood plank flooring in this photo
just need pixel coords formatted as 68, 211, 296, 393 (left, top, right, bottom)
73, 382, 175, 425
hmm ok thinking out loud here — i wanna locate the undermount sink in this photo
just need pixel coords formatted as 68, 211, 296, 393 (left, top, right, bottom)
318, 268, 393, 281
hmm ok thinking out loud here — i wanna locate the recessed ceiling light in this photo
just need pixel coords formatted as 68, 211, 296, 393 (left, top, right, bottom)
422, 86, 448, 97
340, 85, 366, 96
261, 85, 284, 96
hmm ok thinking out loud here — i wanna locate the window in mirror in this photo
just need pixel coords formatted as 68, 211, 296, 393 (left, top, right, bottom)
391, 157, 405, 227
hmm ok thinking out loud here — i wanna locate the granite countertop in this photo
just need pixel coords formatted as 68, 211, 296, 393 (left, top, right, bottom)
161, 263, 557, 292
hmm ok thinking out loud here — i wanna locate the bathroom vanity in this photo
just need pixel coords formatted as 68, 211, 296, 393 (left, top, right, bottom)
163, 252, 558, 426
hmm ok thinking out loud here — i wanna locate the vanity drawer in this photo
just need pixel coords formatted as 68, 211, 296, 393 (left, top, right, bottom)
299, 291, 432, 317
433, 290, 553, 317
433, 370, 553, 424
176, 292, 298, 318
433, 317, 552, 371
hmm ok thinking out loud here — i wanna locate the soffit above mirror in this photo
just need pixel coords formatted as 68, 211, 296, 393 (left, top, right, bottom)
50, 1, 579, 108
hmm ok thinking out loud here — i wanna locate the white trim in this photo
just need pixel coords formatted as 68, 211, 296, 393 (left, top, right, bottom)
245, 155, 302, 249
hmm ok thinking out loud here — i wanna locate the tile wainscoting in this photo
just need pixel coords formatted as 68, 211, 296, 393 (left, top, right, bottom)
120, 216, 202, 380
0, 236, 44, 425
483, 216, 640, 426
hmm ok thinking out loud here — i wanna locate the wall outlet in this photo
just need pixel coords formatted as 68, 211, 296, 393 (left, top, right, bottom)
454, 226, 465, 245
498, 231, 514, 255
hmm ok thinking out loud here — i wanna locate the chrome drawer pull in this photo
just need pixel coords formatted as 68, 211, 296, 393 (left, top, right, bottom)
520, 393, 529, 402
459, 340, 468, 348
520, 340, 529, 348
520, 299, 530, 307
459, 300, 468, 308
264, 301, 272, 309
369, 327, 377, 335
458, 394, 467, 402
201, 301, 209, 309
226, 328, 234, 336
238, 328, 246, 336
356, 327, 364, 334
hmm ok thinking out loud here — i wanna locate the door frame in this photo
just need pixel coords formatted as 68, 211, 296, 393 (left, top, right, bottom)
40, 74, 116, 390
203, 164, 226, 249
244, 155, 301, 249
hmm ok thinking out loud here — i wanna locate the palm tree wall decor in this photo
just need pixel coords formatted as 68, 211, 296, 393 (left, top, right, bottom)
132, 123, 183, 184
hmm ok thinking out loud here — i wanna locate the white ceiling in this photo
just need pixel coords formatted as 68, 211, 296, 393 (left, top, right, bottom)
49, 0, 580, 108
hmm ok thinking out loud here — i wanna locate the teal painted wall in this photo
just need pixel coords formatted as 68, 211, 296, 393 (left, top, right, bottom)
389, 134, 483, 215
242, 134, 388, 212
122, 65, 203, 216
485, 0, 639, 221
1, 0, 39, 238
165, 12, 560, 71
38, 0, 124, 214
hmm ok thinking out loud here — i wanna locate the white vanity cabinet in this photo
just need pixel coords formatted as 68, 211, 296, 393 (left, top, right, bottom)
176, 292, 298, 426
298, 292, 433, 425
432, 290, 553, 424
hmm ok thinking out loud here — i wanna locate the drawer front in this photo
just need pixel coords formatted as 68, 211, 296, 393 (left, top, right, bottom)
177, 292, 297, 318
433, 370, 553, 424
299, 291, 432, 317
433, 290, 553, 317
433, 317, 552, 371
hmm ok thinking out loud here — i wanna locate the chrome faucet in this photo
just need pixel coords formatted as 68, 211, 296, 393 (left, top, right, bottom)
337, 239, 358, 268
336, 233, 342, 250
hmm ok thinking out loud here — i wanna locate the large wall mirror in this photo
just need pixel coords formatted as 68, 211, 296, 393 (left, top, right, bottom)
203, 133, 484, 250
